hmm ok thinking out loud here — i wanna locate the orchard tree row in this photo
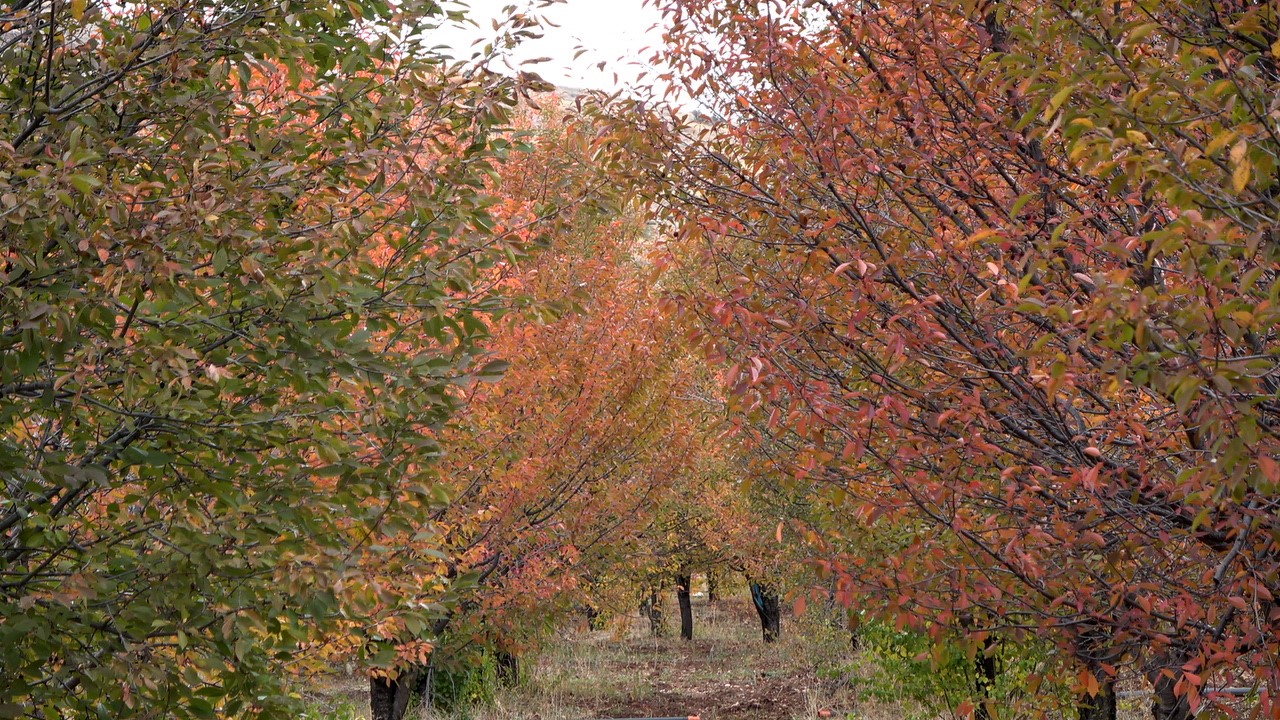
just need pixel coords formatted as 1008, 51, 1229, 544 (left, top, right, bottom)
607, 1, 1280, 719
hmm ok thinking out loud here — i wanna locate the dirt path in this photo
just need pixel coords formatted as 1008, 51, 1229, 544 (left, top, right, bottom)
473, 595, 849, 720
582, 632, 809, 720
307, 594, 858, 720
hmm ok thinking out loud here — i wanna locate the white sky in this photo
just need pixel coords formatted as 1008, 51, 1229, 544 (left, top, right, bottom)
430, 0, 669, 92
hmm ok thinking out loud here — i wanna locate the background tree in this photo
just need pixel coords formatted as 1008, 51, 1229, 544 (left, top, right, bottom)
360, 95, 721, 719
640, 456, 758, 642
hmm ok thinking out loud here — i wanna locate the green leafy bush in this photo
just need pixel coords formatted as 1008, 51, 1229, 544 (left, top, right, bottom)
849, 620, 1070, 720
423, 650, 501, 718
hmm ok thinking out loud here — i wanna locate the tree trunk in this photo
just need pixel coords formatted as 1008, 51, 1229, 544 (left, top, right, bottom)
640, 589, 664, 637
584, 602, 606, 630
1151, 672, 1192, 720
370, 667, 421, 720
974, 635, 999, 720
676, 573, 694, 641
749, 581, 780, 643
1072, 625, 1119, 720
846, 608, 861, 651
496, 649, 520, 687
1076, 680, 1117, 720
707, 571, 719, 603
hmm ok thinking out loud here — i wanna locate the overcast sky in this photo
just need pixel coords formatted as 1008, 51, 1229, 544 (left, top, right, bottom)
431, 0, 669, 92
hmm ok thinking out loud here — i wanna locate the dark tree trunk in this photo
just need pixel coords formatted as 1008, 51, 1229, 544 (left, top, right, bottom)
1073, 625, 1119, 720
707, 571, 719, 603
974, 635, 999, 720
846, 608, 861, 651
640, 589, 664, 637
676, 573, 694, 641
749, 581, 780, 643
1076, 680, 1117, 720
1151, 672, 1193, 720
581, 571, 606, 630
585, 602, 606, 630
370, 667, 421, 720
496, 649, 520, 687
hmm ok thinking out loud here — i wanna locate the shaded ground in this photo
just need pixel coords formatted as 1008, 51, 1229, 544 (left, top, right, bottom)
599, 673, 806, 719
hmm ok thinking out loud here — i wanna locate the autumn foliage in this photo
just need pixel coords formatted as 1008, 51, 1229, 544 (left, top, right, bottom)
610, 0, 1280, 717
6, 0, 1280, 718
0, 0, 545, 716
346, 98, 730, 719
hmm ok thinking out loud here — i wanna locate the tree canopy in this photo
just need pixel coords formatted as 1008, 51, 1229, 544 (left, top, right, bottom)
610, 0, 1280, 717
0, 0, 549, 716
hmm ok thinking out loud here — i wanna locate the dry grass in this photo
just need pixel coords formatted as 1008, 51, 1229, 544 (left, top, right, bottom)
440, 594, 814, 720
306, 589, 1156, 720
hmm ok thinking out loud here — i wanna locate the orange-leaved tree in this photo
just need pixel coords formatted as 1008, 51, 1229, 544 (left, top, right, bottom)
356, 97, 718, 720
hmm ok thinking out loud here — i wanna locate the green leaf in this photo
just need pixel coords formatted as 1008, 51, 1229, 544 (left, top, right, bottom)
68, 174, 101, 193
475, 359, 510, 382
1041, 85, 1075, 121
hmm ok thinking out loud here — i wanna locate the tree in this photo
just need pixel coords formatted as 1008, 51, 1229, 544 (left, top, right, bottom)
613, 0, 1280, 718
0, 1, 541, 716
360, 95, 720, 719
675, 572, 694, 640
625, 422, 769, 644
749, 580, 781, 644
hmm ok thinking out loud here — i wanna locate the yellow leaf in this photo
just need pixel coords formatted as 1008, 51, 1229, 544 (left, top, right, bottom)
71, 0, 85, 20
1230, 139, 1248, 165
1233, 159, 1252, 192
1206, 130, 1237, 156
1042, 85, 1075, 122
967, 229, 1002, 244
1128, 22, 1159, 44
